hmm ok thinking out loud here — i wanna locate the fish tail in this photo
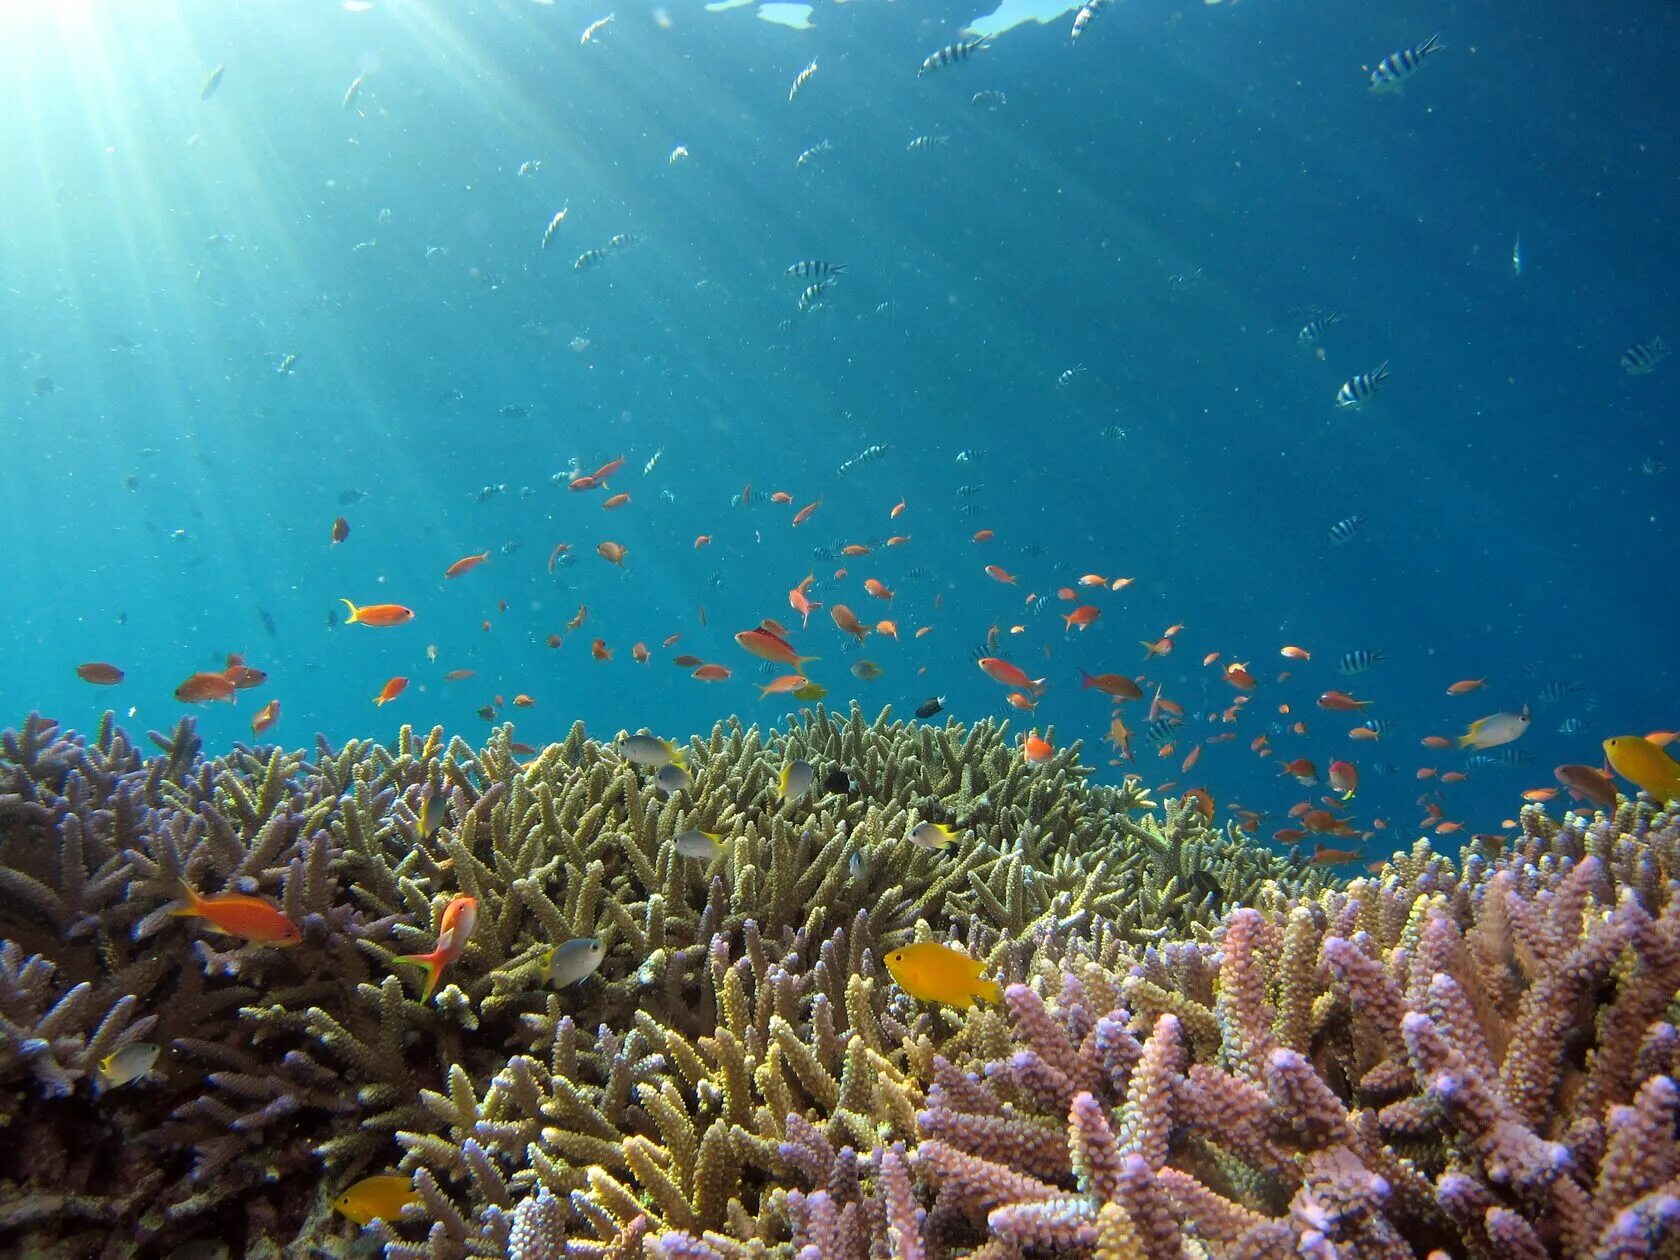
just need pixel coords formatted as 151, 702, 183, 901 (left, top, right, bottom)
167, 882, 204, 918
340, 598, 360, 624
796, 654, 822, 670
1078, 669, 1095, 689
975, 978, 1002, 1005
393, 950, 445, 999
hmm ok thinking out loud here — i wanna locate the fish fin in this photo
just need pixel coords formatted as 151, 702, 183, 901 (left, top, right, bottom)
974, 978, 1002, 1005
167, 882, 204, 918
393, 951, 444, 1000
340, 598, 360, 623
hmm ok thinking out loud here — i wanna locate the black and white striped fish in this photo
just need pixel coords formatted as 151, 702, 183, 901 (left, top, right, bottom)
1056, 365, 1086, 388
796, 140, 834, 169
1369, 33, 1442, 94
956, 483, 985, 498
788, 59, 818, 103
1327, 513, 1369, 544
1071, 0, 1109, 40
1536, 680, 1584, 703
1297, 312, 1342, 345
1098, 424, 1128, 440
907, 134, 950, 151
1557, 717, 1587, 736
1466, 747, 1536, 768
1621, 336, 1671, 375
574, 248, 610, 271
971, 89, 1007, 109
920, 38, 987, 76
835, 444, 890, 476
955, 447, 988, 462
1360, 717, 1397, 737
1336, 649, 1386, 676
787, 260, 846, 279
1335, 362, 1389, 409
798, 281, 832, 312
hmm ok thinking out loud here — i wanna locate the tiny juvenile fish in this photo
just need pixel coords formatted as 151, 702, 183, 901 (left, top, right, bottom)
537, 938, 606, 987
884, 941, 999, 1007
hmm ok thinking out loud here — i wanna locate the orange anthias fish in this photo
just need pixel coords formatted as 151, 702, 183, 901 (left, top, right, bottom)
1078, 670, 1142, 701
592, 455, 626, 482
374, 677, 409, 706
1224, 663, 1257, 691
445, 552, 490, 579
175, 671, 238, 705
760, 673, 809, 697
1447, 678, 1487, 695
1140, 638, 1173, 659
171, 883, 301, 946
592, 638, 612, 661
251, 699, 281, 737
1318, 691, 1371, 711
736, 626, 818, 668
692, 663, 731, 681
1280, 646, 1311, 660
792, 500, 821, 526
977, 657, 1045, 694
597, 541, 628, 567
223, 654, 267, 689
1554, 763, 1618, 809
1022, 733, 1053, 765
829, 605, 870, 643
789, 576, 822, 627
984, 565, 1017, 584
394, 894, 477, 1000
76, 662, 124, 685
1062, 606, 1100, 633
864, 577, 894, 603
341, 599, 415, 627
631, 642, 650, 664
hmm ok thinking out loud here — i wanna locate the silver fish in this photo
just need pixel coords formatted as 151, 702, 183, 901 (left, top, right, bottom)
538, 938, 606, 987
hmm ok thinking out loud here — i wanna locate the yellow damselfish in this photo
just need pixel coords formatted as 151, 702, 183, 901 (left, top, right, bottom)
1604, 736, 1680, 804
333, 1174, 420, 1226
884, 942, 999, 1008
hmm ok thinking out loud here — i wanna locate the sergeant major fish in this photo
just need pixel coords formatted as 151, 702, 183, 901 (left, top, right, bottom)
1369, 33, 1442, 94
1622, 336, 1671, 376
1335, 362, 1389, 409
920, 38, 987, 76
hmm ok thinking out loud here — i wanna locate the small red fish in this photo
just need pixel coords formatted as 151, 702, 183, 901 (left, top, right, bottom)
445, 552, 490, 579
251, 699, 281, 738
692, 663, 731, 681
341, 599, 415, 627
171, 883, 301, 945
75, 662, 124, 685
175, 671, 238, 704
373, 677, 408, 706
331, 516, 350, 544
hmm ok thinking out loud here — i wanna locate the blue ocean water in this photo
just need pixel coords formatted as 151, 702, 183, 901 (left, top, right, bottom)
1, 0, 1673, 855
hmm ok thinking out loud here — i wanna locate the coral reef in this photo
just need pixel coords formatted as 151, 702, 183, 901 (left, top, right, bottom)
4, 706, 1677, 1259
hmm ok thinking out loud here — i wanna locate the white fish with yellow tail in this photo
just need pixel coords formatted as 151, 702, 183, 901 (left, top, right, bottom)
537, 938, 606, 987
1457, 706, 1531, 751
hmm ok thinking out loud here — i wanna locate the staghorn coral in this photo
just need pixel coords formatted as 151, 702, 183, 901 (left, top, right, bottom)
0, 704, 1303, 1257
10, 702, 1675, 1260
897, 806, 1680, 1259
